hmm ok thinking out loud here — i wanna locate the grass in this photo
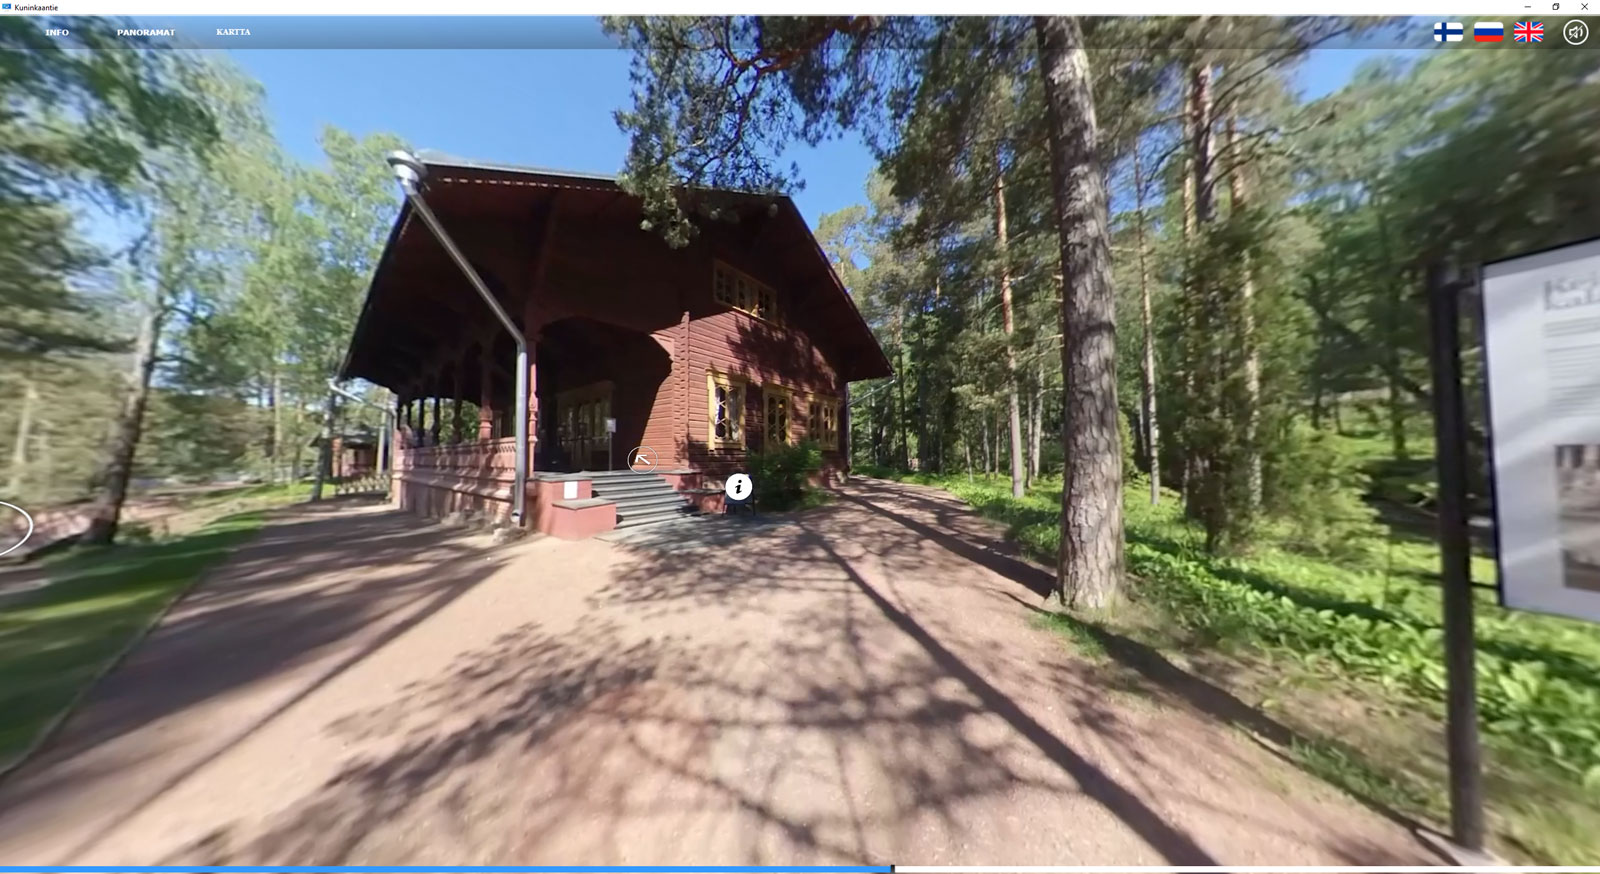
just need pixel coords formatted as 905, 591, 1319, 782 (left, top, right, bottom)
0, 484, 309, 771
120, 482, 313, 541
863, 465, 1600, 863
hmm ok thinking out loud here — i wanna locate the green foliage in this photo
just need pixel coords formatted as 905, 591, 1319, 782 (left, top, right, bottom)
603, 16, 913, 247
1120, 410, 1139, 483
1261, 423, 1384, 560
1, 35, 404, 514
135, 390, 261, 481
748, 440, 824, 511
0, 17, 218, 363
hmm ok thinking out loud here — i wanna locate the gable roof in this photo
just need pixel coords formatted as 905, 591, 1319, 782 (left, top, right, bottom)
341, 153, 892, 393
418, 152, 892, 378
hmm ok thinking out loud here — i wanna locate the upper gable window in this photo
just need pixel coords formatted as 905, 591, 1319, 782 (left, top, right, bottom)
713, 260, 779, 323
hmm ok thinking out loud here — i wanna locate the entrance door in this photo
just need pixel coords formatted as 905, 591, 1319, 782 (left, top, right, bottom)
557, 382, 613, 470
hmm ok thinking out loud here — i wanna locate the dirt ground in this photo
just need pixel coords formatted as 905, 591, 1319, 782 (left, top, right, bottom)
0, 480, 1438, 865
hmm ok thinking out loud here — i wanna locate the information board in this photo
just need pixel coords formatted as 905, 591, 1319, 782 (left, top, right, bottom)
1483, 237, 1600, 621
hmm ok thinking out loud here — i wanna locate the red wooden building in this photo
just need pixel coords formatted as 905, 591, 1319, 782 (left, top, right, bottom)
339, 153, 891, 538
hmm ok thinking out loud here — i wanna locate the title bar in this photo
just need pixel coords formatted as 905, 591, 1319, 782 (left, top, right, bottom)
0, 12, 1593, 46
0, 5, 1594, 21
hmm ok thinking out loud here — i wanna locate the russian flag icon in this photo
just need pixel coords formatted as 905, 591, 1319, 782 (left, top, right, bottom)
1475, 21, 1505, 41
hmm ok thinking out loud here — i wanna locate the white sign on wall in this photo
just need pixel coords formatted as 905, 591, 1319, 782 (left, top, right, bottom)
1483, 237, 1600, 622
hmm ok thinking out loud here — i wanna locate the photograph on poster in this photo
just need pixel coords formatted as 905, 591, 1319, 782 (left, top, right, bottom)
1483, 236, 1600, 623
1555, 444, 1600, 593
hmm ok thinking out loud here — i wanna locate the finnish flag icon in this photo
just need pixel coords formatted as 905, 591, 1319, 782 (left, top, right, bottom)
1434, 21, 1465, 41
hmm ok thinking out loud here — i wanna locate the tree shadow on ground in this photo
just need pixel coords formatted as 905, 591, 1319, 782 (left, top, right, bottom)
0, 501, 515, 863
838, 481, 1444, 865
168, 498, 1231, 864
837, 480, 1056, 599
129, 482, 1430, 865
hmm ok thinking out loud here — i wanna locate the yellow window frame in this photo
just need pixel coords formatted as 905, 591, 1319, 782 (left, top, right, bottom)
713, 259, 780, 323
764, 384, 795, 446
807, 393, 840, 450
707, 369, 748, 449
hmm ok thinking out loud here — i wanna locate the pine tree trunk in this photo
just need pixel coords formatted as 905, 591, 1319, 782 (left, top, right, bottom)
916, 335, 931, 468
8, 378, 37, 496
1035, 15, 1124, 609
1178, 80, 1199, 511
269, 367, 283, 483
1389, 376, 1408, 460
1029, 374, 1043, 483
1133, 147, 1160, 506
984, 416, 994, 473
996, 169, 1027, 499
1226, 117, 1262, 514
874, 395, 887, 465
898, 381, 910, 470
1188, 61, 1222, 549
83, 302, 164, 545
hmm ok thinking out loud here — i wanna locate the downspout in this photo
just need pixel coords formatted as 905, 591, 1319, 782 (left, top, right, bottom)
385, 151, 529, 526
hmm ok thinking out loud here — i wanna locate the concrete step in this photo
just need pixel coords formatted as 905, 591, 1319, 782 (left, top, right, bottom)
592, 482, 679, 501
586, 470, 661, 481
615, 505, 697, 529
613, 493, 690, 514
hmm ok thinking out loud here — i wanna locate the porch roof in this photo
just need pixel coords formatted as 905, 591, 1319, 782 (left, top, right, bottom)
339, 151, 892, 400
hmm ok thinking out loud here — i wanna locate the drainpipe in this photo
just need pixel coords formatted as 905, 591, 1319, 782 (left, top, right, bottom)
385, 151, 529, 526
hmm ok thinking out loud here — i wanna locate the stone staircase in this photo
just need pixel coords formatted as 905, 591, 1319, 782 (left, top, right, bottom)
587, 470, 696, 529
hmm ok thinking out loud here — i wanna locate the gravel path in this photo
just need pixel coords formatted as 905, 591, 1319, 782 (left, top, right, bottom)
0, 481, 1435, 865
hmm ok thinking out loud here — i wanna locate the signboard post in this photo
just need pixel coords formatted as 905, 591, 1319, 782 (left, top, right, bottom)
1425, 261, 1485, 855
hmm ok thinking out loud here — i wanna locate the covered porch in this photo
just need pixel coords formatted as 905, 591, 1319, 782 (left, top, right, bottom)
371, 308, 705, 536
338, 154, 735, 535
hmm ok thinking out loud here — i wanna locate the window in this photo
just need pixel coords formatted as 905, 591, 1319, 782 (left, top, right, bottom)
807, 395, 840, 450
713, 260, 779, 322
707, 370, 746, 449
764, 386, 792, 446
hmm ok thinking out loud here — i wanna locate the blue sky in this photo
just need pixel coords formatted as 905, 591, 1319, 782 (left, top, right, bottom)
227, 26, 1397, 229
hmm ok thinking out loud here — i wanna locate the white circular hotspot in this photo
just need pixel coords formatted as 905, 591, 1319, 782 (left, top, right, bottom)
0, 501, 35, 559
725, 473, 753, 502
628, 445, 658, 472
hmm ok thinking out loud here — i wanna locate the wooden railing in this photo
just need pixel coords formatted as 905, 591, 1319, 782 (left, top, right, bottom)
395, 437, 520, 475
393, 436, 527, 506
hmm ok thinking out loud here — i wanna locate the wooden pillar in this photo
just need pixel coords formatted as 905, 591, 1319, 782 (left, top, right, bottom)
430, 393, 442, 446
526, 336, 539, 470
451, 362, 465, 445
479, 351, 495, 440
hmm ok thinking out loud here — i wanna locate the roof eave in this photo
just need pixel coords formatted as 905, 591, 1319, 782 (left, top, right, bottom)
338, 200, 413, 384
